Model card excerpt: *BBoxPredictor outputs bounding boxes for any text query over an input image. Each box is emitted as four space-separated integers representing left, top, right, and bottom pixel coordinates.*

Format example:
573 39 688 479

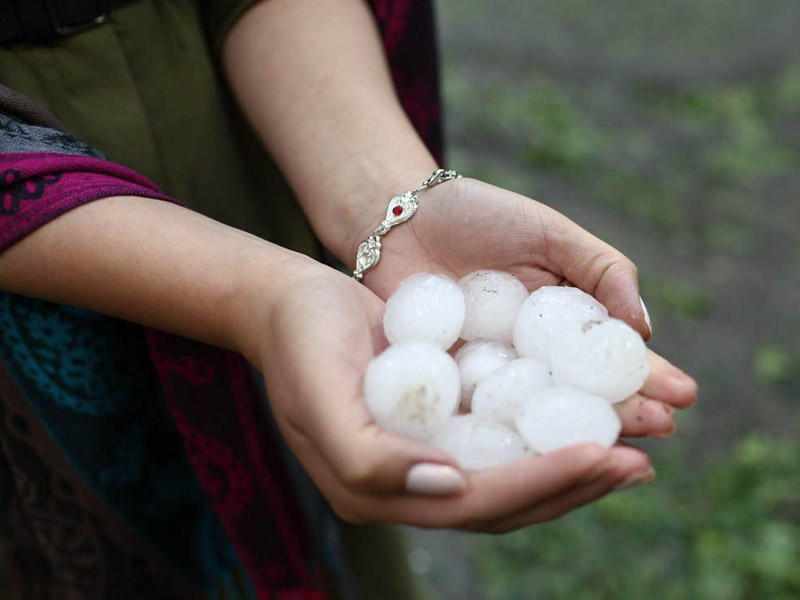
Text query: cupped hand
254 262 654 530
361 177 697 437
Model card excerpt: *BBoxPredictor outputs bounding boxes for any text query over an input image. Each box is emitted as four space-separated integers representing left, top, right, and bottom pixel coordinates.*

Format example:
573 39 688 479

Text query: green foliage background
472 434 800 600
405 2 800 599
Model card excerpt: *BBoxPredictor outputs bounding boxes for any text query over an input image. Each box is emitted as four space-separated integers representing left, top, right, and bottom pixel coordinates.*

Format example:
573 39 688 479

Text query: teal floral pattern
0 295 135 414
0 291 236 588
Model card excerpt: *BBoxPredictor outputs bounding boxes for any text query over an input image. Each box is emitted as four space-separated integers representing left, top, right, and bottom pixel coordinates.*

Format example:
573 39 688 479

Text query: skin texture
0 0 699 534
0 196 311 359
221 0 697 525
254 265 666 530
0 198 677 529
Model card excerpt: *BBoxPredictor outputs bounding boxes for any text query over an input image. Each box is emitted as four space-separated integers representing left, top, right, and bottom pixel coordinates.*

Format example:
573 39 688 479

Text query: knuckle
340 457 380 492
642 399 664 419
616 255 638 278
573 443 607 466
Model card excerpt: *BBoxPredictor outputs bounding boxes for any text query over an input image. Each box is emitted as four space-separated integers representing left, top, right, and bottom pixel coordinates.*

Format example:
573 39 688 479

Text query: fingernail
614 466 656 491
406 463 467 495
640 296 652 336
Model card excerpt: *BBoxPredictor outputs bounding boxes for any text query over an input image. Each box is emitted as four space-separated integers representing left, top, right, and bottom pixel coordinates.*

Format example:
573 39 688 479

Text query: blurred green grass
443 60 800 238
469 434 800 600
409 2 800 599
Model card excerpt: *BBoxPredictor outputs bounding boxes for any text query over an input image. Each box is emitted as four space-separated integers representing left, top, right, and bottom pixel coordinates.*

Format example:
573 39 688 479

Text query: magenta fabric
146 331 325 600
0 150 326 599
371 0 444 163
0 3 445 597
0 152 173 248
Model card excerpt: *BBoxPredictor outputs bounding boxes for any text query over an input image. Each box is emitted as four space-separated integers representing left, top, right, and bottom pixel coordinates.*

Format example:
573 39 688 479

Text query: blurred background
403 1 800 598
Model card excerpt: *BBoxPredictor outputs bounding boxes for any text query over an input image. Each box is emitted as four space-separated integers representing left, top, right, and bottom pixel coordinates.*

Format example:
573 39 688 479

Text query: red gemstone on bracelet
392 206 404 216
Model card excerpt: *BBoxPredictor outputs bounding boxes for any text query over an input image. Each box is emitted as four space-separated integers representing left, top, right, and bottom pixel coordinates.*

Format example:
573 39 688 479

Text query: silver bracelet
352 168 462 281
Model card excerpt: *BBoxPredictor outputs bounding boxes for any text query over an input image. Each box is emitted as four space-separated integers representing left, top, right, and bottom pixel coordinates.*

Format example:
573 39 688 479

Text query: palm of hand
362 177 695 437
366 178 563 298
366 179 644 327
260 268 656 530
258 182 697 530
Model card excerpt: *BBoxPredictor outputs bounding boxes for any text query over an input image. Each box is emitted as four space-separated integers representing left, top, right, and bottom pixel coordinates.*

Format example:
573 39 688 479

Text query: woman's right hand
251 260 656 532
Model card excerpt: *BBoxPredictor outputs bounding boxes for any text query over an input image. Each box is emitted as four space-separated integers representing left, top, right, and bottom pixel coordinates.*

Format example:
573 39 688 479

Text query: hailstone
472 358 553 426
459 270 528 344
515 387 621 453
454 339 517 408
513 286 608 363
363 341 460 440
383 273 465 349
431 414 527 470
550 318 649 403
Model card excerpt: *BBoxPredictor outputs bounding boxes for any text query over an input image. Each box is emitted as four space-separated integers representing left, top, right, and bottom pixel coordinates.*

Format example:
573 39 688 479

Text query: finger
283 439 611 526
485 446 652 534
616 395 675 438
345 442 612 527
534 203 650 338
288 363 466 496
640 350 698 408
271 282 465 497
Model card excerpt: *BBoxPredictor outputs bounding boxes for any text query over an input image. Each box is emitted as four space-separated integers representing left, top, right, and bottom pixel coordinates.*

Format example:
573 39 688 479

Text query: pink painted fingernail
406 463 467 495
613 466 656 491
640 296 652 335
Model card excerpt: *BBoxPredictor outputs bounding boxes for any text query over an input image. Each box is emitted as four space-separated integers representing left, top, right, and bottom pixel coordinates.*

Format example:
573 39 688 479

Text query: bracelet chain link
352 169 461 281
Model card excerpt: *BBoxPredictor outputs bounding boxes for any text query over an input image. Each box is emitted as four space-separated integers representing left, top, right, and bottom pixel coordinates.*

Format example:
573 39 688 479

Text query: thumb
540 206 651 339
278 344 468 496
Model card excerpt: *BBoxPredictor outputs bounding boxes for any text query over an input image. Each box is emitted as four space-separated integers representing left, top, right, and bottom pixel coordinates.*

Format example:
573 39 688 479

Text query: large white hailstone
431 414 527 470
515 387 621 453
383 273 465 349
512 286 609 363
459 270 529 344
363 342 460 441
550 318 650 403
472 358 553 426
454 339 517 408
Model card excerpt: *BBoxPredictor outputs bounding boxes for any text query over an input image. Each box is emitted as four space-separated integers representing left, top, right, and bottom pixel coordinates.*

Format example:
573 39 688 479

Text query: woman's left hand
360 177 697 438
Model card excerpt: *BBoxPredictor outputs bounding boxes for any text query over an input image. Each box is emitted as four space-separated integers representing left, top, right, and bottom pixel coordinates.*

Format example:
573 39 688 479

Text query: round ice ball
459 270 529 344
550 318 649 403
512 286 609 363
472 358 553 426
515 387 621 453
364 341 460 441
383 273 465 349
454 339 517 408
431 414 527 470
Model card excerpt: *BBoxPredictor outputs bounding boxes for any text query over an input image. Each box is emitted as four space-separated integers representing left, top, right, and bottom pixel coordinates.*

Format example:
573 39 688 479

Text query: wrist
292 137 438 267
330 158 441 267
228 242 322 365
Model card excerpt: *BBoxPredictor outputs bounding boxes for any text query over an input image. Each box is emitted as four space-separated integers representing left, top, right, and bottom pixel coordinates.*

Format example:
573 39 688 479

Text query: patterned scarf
0 2 443 598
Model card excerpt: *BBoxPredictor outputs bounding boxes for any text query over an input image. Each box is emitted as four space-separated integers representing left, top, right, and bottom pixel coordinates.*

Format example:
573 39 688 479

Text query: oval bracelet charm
352 169 461 281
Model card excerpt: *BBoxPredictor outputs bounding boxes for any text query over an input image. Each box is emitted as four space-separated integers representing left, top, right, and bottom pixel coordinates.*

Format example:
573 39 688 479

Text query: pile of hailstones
363 271 650 471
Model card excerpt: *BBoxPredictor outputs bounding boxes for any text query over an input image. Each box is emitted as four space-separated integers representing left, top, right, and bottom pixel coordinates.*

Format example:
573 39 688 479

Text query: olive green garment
0 1 426 599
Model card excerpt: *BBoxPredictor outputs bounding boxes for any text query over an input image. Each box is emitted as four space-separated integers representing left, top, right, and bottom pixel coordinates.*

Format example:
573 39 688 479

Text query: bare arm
220 0 696 448
0 196 316 363
222 0 437 264
0 194 659 526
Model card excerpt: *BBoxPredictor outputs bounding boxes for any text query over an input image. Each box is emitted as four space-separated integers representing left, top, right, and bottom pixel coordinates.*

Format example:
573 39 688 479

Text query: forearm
0 196 311 363
222 0 437 265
